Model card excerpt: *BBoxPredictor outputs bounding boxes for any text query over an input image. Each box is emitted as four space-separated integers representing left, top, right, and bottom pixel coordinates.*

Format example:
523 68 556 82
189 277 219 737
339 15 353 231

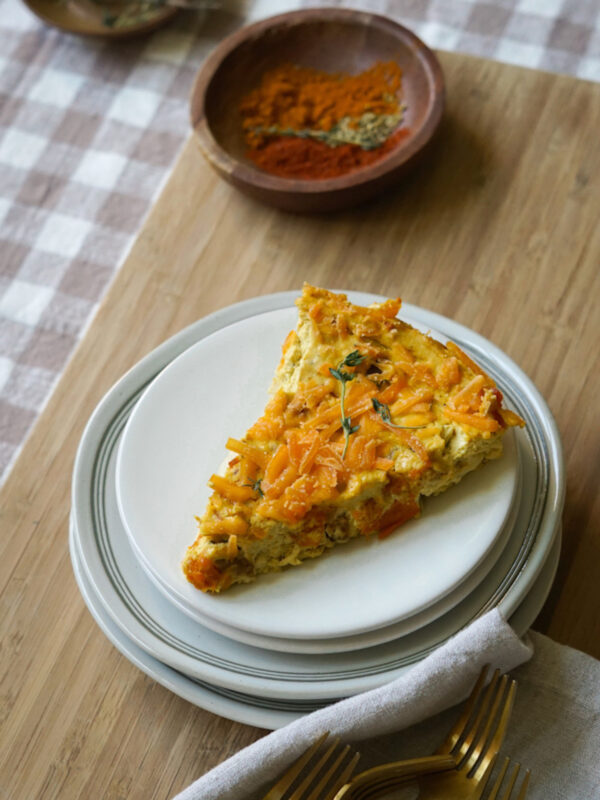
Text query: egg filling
182 285 524 593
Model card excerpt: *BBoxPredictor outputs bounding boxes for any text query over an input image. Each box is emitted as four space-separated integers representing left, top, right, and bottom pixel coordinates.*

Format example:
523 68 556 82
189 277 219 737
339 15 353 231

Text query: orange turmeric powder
240 61 403 148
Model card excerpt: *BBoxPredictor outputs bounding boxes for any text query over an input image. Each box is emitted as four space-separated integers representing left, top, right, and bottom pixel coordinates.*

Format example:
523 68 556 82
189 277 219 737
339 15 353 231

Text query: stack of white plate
70 291 565 730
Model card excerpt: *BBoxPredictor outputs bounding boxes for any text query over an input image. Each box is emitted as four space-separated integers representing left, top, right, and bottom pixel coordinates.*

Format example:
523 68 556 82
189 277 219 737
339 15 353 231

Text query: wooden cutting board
1 50 599 799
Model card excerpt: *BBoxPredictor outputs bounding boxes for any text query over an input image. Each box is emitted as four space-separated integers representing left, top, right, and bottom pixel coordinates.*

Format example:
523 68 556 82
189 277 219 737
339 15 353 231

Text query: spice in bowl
239 61 408 180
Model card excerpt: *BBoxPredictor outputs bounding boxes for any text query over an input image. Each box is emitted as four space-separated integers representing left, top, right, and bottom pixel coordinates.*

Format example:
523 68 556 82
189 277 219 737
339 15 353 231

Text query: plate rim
73 399 556 698
68 522 308 727
114 304 521 640
127 479 520 653
71 290 565 698
70 512 562 728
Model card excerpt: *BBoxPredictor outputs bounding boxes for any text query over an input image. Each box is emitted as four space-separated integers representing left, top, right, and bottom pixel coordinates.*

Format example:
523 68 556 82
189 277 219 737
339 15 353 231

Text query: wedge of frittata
182 285 524 592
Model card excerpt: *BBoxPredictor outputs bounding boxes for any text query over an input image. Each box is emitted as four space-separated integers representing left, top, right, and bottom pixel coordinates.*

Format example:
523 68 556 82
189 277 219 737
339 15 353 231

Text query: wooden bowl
190 8 445 213
23 0 176 38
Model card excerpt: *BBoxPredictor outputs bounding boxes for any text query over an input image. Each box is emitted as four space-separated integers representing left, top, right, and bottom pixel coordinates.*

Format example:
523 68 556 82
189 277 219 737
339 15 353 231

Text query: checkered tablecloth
1 0 599 486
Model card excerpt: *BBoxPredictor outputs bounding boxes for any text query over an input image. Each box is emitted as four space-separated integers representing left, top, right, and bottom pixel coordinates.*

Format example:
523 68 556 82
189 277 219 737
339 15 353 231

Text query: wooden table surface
1 50 599 799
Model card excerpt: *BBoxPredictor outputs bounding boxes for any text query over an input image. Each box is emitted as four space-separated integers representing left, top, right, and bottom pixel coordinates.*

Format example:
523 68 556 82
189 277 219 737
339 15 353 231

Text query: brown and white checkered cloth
1 0 599 485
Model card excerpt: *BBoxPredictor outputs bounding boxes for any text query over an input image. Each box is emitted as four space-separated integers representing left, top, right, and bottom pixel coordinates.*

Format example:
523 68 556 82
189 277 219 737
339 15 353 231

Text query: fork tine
276 734 360 800
486 758 530 800
470 754 497 800
486 757 511 800
471 678 516 781
293 744 357 800
436 664 490 754
262 733 330 800
461 673 509 771
321 752 361 800
287 738 343 800
515 770 530 799
454 670 503 764
500 762 520 800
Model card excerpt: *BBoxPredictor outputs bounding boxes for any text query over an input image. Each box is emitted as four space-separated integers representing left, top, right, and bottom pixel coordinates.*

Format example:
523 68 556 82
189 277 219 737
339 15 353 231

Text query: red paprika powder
247 127 410 180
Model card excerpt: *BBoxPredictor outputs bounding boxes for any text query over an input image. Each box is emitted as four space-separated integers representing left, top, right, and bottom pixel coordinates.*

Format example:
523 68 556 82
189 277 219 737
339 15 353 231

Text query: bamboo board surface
1 50 599 799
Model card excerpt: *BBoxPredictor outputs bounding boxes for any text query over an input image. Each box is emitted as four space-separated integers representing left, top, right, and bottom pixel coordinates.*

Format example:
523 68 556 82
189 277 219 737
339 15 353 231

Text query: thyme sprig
329 351 365 459
371 398 427 429
245 478 264 497
252 110 405 151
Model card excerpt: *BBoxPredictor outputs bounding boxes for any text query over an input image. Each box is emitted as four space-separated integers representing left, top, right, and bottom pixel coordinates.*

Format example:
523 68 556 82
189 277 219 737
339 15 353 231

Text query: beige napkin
173 609 533 800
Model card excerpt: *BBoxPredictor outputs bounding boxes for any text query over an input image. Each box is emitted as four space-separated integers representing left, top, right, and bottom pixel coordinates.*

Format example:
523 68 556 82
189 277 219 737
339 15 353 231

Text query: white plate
116 306 519 640
130 467 520 654
72 414 553 700
70 514 562 729
68 523 304 729
71 292 564 701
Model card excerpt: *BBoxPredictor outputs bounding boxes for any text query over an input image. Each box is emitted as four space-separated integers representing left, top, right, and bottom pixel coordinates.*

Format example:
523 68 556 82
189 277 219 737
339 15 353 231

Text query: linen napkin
173 609 532 800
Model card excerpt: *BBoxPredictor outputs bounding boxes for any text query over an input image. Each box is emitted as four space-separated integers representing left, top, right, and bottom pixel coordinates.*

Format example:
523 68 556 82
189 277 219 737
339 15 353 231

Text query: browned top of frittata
198 285 524 540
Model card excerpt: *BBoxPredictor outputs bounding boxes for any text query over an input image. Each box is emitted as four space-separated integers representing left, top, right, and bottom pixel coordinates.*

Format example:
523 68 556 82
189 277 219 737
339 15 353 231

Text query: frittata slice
182 285 524 593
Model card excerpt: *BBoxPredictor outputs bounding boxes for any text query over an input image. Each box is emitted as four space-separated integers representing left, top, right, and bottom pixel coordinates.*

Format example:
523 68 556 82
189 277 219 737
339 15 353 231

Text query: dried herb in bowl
239 61 408 180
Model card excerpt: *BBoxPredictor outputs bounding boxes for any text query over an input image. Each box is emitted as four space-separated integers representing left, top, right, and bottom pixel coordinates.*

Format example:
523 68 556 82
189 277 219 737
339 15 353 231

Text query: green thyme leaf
329 367 349 383
245 478 264 497
372 397 392 423
341 350 365 368
371 397 428 430
342 418 360 436
329 351 365 459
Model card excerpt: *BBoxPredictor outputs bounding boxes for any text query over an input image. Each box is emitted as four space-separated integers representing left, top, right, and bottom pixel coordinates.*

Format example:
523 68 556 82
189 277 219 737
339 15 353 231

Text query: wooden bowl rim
23 0 177 38
190 7 445 195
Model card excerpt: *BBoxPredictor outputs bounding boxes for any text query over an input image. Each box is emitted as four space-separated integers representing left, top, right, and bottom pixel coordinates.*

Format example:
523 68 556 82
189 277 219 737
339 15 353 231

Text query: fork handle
333 754 456 798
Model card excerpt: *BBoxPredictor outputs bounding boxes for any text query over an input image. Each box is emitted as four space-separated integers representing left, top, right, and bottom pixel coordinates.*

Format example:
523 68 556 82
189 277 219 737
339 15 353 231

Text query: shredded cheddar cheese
182 285 525 593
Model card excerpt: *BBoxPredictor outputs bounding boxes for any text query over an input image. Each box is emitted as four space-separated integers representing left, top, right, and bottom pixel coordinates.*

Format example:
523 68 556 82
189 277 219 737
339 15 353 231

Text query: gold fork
333 754 455 800
264 733 454 800
262 732 360 800
337 665 516 800
415 665 517 800
487 757 530 800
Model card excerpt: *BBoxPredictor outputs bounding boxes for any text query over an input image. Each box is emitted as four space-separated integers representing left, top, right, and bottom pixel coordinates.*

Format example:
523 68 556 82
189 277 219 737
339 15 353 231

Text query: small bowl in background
23 0 177 37
190 8 445 213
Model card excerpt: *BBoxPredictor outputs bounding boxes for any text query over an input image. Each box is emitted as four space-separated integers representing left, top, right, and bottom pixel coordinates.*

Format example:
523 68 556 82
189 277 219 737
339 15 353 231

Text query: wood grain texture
1 51 599 799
